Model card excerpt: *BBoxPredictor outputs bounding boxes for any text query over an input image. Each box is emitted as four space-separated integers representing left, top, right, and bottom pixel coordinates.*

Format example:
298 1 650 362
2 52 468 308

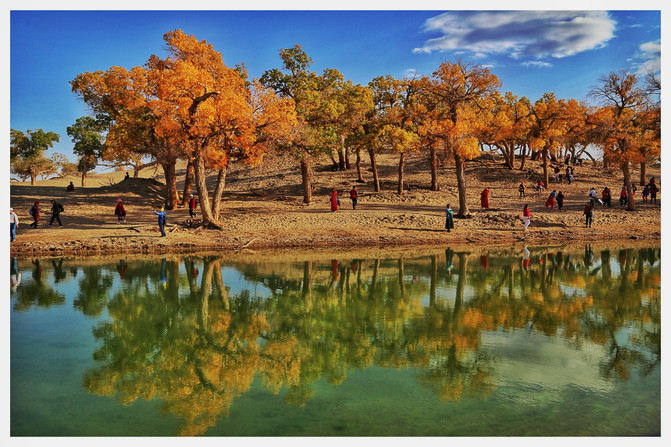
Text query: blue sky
6 3 664 163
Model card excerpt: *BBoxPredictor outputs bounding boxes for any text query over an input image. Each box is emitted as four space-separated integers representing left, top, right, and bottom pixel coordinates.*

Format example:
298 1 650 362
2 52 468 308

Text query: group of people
329 186 358 212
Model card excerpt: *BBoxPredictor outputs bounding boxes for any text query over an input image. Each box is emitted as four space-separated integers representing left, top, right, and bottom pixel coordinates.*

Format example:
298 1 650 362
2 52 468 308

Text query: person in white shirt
10 207 19 242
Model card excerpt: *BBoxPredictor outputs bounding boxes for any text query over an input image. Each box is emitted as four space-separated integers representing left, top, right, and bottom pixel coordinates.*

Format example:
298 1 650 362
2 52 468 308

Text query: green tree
10 128 60 185
67 116 105 187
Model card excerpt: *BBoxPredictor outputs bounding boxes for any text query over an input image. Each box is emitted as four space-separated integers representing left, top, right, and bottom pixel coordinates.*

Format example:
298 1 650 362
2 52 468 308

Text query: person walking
350 186 358 210
154 207 167 237
29 201 39 228
522 204 531 231
188 194 197 218
584 202 594 228
445 204 454 232
545 190 556 209
114 198 126 224
619 187 628 207
649 182 659 204
10 208 19 242
642 185 650 202
518 182 526 198
556 191 565 210
329 189 339 212
49 200 63 227
480 188 490 209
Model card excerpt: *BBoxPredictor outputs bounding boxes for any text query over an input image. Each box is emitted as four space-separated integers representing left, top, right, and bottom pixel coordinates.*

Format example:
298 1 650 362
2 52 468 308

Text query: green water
10 244 661 436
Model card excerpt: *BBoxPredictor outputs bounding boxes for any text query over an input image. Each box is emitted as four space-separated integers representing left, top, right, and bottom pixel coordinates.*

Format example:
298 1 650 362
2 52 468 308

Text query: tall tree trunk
519 144 528 170
356 149 364 182
622 162 636 211
454 152 470 218
368 148 380 192
397 152 406 194
161 160 180 210
193 150 216 225
542 148 549 187
181 160 194 206
640 162 647 186
337 147 346 171
430 146 439 191
211 166 227 220
344 146 351 170
300 149 312 204
81 171 87 187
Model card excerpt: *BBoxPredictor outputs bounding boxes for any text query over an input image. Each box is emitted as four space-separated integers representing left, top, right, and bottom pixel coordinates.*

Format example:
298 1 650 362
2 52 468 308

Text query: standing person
553 166 560 183
642 185 650 202
29 201 39 228
522 204 531 231
154 207 167 237
480 188 490 209
49 200 63 227
584 202 594 228
329 189 339 212
536 180 545 194
349 186 358 210
619 187 628 207
565 166 573 185
188 194 197 218
556 191 565 210
445 204 454 232
518 182 526 198
602 187 611 207
114 198 126 224
649 182 659 204
10 208 19 242
545 190 556 209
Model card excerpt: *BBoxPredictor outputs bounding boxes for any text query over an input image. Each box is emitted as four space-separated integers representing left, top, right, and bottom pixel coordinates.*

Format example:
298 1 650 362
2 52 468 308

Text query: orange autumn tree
146 30 295 226
479 91 533 170
528 93 567 187
418 61 500 217
588 70 659 211
370 75 422 194
71 66 187 209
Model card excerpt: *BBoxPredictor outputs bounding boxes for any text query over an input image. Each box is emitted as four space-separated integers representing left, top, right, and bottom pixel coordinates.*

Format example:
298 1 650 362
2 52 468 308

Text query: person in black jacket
49 200 63 227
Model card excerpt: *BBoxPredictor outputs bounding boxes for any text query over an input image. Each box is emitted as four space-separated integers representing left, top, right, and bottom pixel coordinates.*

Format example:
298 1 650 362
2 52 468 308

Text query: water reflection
10 244 661 436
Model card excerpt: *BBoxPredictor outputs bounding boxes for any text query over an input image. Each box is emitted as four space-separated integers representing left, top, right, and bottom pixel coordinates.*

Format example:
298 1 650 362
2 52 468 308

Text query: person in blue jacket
154 207 167 237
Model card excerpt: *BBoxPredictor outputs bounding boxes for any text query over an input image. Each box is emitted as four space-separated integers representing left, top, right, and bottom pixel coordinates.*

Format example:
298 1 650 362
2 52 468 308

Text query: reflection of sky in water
481 329 614 394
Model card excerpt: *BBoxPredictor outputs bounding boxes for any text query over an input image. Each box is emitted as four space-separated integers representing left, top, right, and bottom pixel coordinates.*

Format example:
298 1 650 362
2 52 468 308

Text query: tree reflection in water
11 244 660 435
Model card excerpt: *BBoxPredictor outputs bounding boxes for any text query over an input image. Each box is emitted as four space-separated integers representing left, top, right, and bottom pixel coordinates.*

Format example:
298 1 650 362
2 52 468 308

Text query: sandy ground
9 151 661 257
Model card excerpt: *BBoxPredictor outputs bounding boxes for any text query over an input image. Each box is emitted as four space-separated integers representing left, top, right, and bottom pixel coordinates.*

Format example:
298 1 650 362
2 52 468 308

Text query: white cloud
522 61 553 68
634 40 661 76
401 68 419 79
414 11 616 63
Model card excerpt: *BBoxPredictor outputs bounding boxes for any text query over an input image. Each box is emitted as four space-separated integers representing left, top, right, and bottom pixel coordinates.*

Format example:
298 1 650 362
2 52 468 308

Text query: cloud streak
414 11 616 63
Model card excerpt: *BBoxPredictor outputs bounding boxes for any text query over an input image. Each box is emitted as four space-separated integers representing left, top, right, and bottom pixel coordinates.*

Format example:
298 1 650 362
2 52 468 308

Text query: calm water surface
10 244 660 436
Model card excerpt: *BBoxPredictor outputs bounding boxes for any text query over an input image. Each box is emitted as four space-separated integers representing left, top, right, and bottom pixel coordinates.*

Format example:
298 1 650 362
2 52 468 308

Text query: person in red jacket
522 204 531 231
114 198 126 224
349 186 358 210
480 188 490 209
329 189 339 212
188 194 197 218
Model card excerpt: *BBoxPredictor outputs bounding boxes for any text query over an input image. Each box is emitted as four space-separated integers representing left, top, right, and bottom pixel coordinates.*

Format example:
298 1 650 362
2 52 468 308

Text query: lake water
10 244 660 436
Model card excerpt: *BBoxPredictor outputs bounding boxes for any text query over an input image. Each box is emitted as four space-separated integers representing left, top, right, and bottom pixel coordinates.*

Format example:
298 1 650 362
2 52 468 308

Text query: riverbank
9 152 661 257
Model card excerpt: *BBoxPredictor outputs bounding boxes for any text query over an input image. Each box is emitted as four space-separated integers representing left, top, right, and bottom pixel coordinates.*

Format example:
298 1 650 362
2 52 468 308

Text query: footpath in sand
9 152 661 257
